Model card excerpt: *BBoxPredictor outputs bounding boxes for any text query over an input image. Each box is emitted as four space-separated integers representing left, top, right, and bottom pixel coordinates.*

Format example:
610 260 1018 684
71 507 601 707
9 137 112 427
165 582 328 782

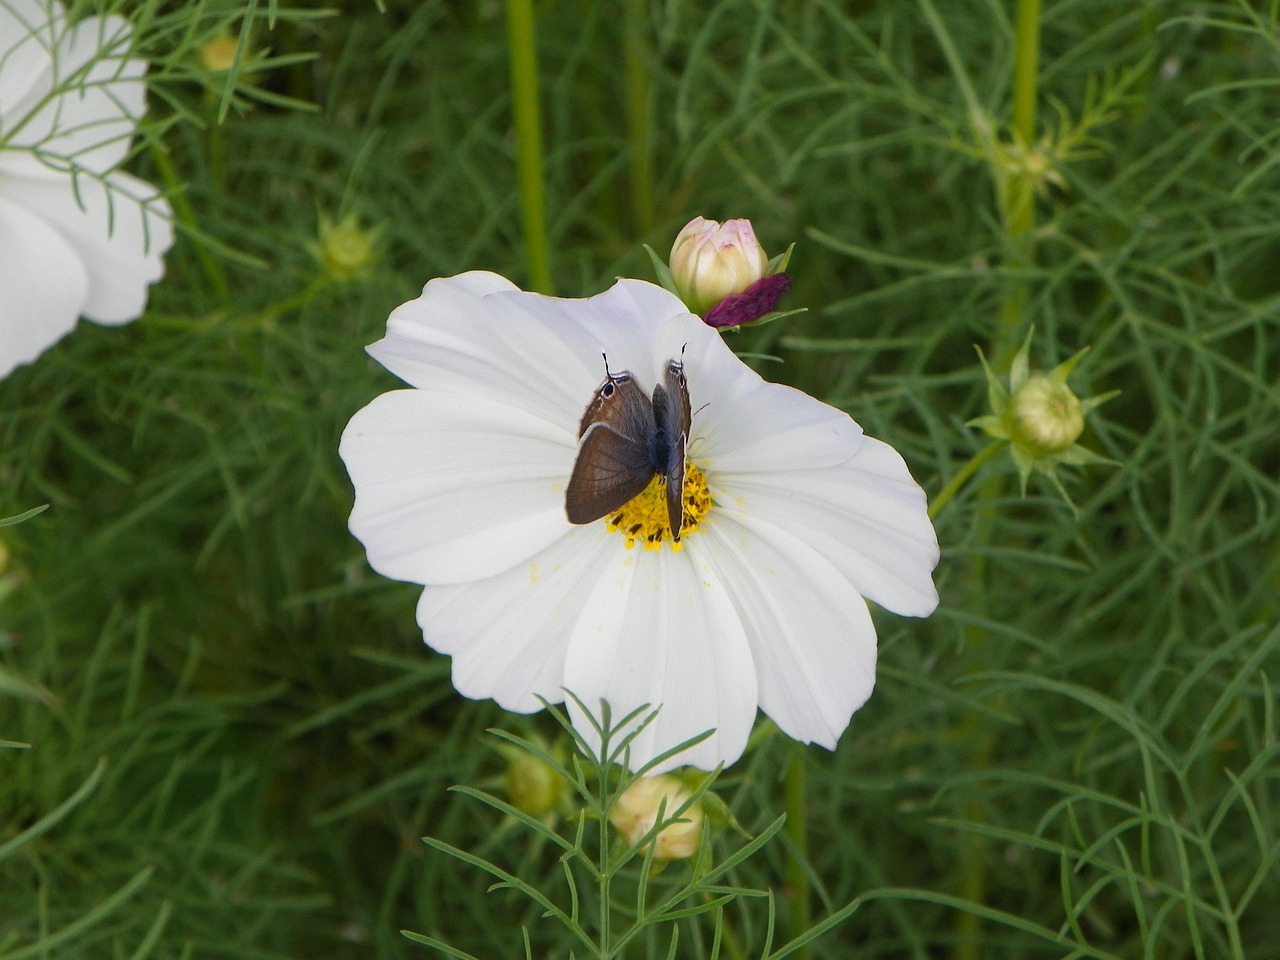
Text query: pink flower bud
669 217 769 316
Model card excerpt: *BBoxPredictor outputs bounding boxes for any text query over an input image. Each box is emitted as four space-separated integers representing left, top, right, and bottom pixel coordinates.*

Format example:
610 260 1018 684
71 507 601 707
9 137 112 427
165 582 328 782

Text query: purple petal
703 273 792 328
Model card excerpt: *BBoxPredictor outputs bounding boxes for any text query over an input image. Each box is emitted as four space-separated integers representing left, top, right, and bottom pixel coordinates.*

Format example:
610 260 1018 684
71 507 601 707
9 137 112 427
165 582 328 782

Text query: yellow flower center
605 461 712 551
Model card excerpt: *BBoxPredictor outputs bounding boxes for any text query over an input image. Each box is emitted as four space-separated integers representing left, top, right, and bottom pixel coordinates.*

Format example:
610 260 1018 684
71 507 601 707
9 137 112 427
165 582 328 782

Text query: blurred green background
2 1 1278 957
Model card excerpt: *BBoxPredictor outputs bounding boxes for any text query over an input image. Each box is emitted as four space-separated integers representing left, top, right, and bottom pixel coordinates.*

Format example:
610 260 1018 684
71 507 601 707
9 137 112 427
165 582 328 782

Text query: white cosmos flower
0 0 173 379
339 272 940 773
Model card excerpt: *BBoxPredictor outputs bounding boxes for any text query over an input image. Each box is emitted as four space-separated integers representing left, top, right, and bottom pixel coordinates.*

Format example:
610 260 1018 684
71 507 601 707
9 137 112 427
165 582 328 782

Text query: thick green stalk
996 0 1042 366
622 0 654 236
954 7 1043 959
785 749 811 960
1011 0 1041 150
505 0 554 293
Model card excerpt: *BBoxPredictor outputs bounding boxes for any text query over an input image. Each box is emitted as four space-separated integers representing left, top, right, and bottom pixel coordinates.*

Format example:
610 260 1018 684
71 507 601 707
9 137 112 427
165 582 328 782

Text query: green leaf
642 244 681 297
0 504 48 528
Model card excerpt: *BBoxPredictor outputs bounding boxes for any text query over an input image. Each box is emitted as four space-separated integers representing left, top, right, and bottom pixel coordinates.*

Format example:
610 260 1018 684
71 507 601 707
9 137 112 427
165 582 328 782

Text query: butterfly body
565 356 691 540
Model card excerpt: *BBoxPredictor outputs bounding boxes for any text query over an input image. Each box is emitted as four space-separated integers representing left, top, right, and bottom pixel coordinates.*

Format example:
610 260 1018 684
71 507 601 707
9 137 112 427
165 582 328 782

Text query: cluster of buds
652 217 797 329
500 745 725 866
971 329 1116 498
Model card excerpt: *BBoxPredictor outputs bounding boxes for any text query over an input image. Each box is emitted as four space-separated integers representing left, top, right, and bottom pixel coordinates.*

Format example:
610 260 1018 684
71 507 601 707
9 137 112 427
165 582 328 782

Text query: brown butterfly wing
653 358 692 540
565 422 658 524
566 372 659 525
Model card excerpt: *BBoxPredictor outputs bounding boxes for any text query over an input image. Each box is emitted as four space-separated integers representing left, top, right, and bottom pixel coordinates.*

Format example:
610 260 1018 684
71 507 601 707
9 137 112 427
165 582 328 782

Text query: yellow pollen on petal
604 461 712 551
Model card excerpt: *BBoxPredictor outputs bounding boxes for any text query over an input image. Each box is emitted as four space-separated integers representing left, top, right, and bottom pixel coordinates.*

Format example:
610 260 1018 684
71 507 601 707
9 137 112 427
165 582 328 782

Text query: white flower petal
341 388 577 584
370 276 713 423
416 528 613 712
2 169 171 324
695 382 863 473
563 546 758 773
714 436 940 617
368 272 601 435
696 518 877 749
5 13 144 175
0 192 87 377
0 0 59 119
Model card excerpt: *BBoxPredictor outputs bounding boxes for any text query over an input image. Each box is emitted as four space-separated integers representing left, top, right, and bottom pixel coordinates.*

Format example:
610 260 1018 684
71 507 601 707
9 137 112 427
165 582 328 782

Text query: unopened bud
200 33 240 73
1009 374 1084 457
503 751 565 818
314 213 379 280
609 775 704 861
669 217 768 316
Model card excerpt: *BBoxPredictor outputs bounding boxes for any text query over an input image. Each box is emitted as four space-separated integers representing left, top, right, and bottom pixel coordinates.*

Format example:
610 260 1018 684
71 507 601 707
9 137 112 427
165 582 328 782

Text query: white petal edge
2 169 172 323
673 329 865 474
0 192 88 377
416 526 615 713
713 435 940 617
693 516 878 749
6 12 144 175
369 272 606 435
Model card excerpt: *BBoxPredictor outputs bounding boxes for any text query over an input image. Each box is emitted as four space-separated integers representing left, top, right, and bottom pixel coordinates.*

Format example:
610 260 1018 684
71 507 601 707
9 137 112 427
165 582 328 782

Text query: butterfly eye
601 382 616 398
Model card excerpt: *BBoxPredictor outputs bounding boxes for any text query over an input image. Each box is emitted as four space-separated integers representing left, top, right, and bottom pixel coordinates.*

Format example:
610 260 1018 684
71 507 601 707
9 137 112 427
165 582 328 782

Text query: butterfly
564 352 691 540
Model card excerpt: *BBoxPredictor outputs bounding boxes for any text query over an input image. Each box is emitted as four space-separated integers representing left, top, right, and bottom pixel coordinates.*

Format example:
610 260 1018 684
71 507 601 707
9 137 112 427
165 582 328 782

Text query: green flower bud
1009 374 1084 457
503 750 565 819
313 212 380 281
970 327 1118 503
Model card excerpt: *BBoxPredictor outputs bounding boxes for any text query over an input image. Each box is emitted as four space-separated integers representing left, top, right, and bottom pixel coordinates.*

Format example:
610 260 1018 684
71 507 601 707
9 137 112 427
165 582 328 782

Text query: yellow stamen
604 461 712 551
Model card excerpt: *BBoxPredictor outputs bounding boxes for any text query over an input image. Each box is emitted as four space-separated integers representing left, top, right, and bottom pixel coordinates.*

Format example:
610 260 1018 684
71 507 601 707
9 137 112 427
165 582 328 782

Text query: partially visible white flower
0 0 173 379
339 272 939 773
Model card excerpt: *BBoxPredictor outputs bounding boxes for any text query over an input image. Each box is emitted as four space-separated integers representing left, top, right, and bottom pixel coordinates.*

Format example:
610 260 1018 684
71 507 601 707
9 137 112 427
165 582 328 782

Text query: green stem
929 442 1005 521
953 9 1044 958
622 0 654 236
599 771 613 957
245 279 326 327
996 0 1042 366
149 143 231 304
785 748 811 959
1011 0 1041 150
505 0 554 293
